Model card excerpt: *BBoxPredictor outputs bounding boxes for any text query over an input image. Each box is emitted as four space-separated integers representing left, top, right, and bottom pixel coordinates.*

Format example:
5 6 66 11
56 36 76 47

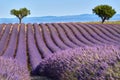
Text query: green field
83 21 120 24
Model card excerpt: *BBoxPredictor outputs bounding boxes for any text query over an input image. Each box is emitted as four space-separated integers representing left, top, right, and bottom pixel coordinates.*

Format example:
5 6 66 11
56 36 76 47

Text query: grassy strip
82 21 120 24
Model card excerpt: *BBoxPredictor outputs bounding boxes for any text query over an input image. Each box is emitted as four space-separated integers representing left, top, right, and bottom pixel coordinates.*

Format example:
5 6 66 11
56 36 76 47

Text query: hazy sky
0 0 119 18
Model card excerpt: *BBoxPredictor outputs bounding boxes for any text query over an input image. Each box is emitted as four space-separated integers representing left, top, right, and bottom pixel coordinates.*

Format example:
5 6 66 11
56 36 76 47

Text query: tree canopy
10 8 30 23
92 5 116 23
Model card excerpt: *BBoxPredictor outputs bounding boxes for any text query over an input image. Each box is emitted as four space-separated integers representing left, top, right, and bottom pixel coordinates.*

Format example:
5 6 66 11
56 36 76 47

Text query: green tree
10 8 30 23
92 5 116 23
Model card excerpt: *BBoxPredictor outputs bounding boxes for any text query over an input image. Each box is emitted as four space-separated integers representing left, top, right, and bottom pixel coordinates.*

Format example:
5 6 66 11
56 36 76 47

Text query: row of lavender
33 45 120 80
0 23 120 71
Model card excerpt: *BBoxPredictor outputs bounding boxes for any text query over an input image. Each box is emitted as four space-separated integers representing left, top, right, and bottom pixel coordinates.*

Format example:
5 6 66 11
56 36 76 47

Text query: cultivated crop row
0 23 120 72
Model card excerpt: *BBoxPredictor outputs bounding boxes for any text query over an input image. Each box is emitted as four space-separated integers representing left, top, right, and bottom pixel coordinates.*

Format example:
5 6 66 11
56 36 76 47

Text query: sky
0 0 119 18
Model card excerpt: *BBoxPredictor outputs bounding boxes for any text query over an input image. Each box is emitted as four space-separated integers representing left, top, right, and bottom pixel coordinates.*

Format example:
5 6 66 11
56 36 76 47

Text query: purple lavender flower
33 45 120 80
0 56 30 80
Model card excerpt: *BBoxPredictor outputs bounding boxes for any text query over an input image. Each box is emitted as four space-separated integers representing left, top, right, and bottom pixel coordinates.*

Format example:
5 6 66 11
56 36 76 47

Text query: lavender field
0 23 120 80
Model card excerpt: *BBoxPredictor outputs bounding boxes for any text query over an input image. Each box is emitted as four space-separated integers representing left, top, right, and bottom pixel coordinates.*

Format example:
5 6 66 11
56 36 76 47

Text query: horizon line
0 13 120 18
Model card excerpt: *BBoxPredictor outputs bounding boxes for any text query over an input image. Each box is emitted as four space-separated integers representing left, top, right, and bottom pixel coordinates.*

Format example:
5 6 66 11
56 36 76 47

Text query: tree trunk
19 18 22 24
102 17 106 24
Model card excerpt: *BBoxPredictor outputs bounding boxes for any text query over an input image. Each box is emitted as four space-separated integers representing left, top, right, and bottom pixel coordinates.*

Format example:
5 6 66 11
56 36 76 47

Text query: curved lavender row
93 24 120 44
53 23 79 48
102 24 120 38
0 24 3 32
15 24 28 67
46 23 70 50
84 24 115 45
60 23 86 47
0 24 4 40
33 45 120 80
88 24 119 45
27 23 42 70
0 24 11 55
0 24 6 41
2 24 18 58
109 24 120 34
40 24 61 52
97 24 120 42
77 23 104 45
80 24 106 44
72 23 97 45
0 56 30 80
114 24 120 29
33 23 52 58
66 23 94 46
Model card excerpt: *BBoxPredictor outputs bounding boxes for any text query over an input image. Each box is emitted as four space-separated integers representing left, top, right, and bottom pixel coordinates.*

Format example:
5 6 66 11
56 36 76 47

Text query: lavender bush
33 45 120 80
15 23 28 67
0 24 11 55
3 23 18 58
33 23 52 58
91 24 120 45
46 23 70 50
0 56 30 80
40 23 61 52
27 23 42 70
66 23 94 46
59 23 86 47
96 24 120 42
53 23 78 48
85 24 116 45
